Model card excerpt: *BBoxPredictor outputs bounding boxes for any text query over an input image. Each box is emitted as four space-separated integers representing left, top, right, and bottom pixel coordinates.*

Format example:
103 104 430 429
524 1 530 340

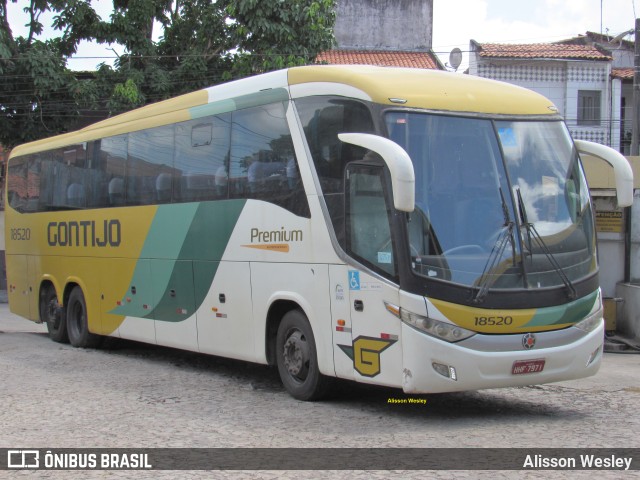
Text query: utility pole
632 17 640 155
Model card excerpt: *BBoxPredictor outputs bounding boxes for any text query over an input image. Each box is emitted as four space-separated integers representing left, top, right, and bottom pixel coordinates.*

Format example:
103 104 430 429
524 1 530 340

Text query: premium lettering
47 220 121 247
250 227 303 243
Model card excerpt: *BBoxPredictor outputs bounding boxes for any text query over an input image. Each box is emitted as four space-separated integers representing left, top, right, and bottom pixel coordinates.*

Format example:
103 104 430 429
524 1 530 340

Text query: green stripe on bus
111 199 246 322
523 290 598 328
146 200 246 321
188 88 289 120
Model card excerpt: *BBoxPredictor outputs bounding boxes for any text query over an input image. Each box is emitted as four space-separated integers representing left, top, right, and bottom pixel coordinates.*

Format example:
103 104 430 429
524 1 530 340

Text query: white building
469 36 631 154
317 0 443 70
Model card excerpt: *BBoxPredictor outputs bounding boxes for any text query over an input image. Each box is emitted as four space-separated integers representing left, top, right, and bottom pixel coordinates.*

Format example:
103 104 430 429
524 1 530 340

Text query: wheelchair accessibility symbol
349 271 360 290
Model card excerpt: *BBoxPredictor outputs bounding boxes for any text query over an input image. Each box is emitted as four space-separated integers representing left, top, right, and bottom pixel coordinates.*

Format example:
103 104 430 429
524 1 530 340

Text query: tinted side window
60 144 88 209
7 155 29 212
26 153 43 212
175 114 231 202
230 102 309 217
127 125 174 205
346 164 397 279
9 144 89 212
93 135 128 207
295 97 375 244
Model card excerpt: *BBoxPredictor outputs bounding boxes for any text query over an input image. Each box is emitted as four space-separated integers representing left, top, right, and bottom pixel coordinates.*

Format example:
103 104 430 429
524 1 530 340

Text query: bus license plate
511 359 545 375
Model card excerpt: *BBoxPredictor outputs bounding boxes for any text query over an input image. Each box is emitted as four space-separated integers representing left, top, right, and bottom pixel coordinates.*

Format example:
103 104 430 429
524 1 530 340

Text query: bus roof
288 65 558 116
10 65 558 159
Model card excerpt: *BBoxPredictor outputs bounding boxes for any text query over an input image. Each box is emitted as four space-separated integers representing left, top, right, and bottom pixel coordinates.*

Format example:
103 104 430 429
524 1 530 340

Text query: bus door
332 162 403 387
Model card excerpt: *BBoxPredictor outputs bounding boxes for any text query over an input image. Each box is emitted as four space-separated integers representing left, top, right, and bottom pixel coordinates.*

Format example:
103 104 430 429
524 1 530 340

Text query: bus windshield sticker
378 251 392 264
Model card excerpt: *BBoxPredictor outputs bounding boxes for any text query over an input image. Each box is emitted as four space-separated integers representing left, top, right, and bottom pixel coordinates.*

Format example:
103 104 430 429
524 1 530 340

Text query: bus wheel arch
65 284 102 348
265 300 300 366
39 281 68 343
273 307 331 401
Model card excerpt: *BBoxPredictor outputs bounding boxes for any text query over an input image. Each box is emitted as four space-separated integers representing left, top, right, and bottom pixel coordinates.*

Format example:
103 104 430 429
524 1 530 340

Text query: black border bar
2 448 638 470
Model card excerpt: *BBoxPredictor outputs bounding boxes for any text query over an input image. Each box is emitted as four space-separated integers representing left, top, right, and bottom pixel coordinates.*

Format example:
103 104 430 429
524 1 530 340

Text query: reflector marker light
380 333 398 341
432 362 458 381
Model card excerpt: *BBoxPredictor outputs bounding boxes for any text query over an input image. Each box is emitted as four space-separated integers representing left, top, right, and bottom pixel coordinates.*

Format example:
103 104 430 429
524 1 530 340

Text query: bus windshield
385 112 596 294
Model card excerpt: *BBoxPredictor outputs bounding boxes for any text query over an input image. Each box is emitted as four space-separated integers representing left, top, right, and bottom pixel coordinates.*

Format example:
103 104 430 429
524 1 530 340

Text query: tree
227 0 335 76
0 0 336 148
0 0 98 147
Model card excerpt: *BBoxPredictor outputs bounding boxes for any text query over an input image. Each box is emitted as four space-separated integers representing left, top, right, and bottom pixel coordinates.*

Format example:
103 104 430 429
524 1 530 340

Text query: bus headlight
573 306 603 333
385 303 475 342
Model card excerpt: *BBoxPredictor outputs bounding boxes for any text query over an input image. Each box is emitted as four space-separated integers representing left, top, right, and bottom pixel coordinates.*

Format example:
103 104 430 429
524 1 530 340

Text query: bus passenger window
7 155 28 212
98 135 127 208
155 173 172 203
295 97 376 244
108 177 124 206
127 125 174 206
66 183 86 208
230 103 309 217
175 114 230 202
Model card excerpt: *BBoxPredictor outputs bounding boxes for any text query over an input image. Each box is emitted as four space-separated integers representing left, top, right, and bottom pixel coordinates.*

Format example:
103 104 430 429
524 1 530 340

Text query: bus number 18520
474 316 514 326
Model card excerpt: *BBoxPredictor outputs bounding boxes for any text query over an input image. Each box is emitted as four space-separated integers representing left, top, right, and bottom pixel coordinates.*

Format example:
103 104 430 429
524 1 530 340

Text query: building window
577 90 601 126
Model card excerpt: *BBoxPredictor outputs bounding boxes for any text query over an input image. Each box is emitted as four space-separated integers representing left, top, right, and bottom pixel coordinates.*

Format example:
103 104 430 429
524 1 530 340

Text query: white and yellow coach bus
5 66 633 400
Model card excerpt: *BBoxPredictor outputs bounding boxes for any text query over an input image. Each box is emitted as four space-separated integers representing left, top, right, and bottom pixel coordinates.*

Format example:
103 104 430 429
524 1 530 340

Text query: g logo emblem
338 336 396 377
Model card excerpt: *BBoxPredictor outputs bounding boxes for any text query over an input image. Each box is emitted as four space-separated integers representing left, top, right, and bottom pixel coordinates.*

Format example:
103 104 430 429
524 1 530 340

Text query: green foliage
0 0 336 147
0 37 83 147
227 0 335 76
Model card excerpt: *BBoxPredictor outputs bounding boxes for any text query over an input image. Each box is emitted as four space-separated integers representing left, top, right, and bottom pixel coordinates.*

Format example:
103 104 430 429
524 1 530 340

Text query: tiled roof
316 49 441 69
558 32 634 50
474 42 611 61
612 68 633 80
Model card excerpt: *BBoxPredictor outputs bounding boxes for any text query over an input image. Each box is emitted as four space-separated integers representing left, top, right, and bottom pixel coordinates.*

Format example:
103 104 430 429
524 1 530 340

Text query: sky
433 0 637 70
6 0 639 71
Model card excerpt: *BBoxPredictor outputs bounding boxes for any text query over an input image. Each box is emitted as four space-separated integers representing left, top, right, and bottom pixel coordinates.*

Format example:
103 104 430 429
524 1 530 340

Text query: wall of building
471 56 616 149
472 60 567 114
584 155 640 337
616 187 640 339
334 0 433 50
565 61 612 147
611 47 634 69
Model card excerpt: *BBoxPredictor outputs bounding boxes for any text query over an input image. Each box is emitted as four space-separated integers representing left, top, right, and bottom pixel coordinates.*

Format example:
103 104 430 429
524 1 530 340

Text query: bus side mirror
338 133 415 212
575 140 634 208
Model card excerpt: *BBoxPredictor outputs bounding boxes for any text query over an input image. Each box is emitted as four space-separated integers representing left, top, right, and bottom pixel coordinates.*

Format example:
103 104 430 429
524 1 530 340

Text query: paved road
1 304 639 479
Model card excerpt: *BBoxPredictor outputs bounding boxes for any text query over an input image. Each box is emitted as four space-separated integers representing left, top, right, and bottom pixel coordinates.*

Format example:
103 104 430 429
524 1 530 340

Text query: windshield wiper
515 188 577 300
472 188 516 304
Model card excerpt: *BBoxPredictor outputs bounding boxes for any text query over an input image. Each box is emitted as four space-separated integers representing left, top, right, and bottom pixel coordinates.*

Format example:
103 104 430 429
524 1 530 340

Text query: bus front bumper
400 321 604 394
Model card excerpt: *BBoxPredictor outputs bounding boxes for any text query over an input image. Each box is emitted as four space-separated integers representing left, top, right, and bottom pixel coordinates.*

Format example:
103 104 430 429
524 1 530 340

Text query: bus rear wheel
40 285 68 343
66 286 102 348
276 309 330 401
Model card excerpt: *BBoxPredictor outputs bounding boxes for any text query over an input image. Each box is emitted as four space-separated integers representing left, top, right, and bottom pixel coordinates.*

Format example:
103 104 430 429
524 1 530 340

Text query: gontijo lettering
47 220 121 247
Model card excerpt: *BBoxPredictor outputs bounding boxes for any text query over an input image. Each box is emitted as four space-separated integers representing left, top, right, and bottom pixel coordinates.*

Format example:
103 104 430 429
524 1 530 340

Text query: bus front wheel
40 285 68 343
276 309 330 401
66 286 102 348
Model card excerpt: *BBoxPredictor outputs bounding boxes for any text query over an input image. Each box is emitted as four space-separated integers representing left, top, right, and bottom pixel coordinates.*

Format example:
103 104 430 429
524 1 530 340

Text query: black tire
40 285 68 343
66 286 102 348
276 309 331 401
